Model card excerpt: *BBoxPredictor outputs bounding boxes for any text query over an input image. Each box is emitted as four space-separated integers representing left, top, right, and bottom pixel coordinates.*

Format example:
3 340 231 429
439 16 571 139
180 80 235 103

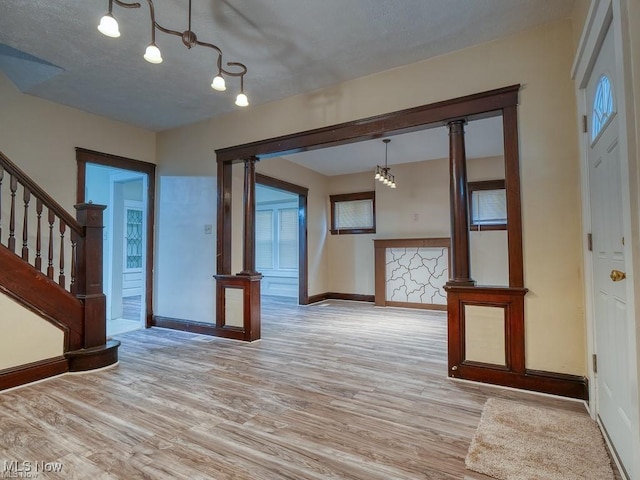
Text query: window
256 210 274 270
329 191 376 235
256 205 299 272
124 206 143 270
591 74 615 142
468 180 506 231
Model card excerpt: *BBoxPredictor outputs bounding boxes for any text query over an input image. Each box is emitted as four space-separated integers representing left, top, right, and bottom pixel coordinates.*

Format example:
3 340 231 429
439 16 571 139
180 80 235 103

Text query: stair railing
0 151 107 350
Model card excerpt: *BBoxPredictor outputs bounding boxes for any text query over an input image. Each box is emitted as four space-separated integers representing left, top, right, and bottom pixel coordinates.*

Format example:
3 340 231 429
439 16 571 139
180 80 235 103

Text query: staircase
0 151 119 391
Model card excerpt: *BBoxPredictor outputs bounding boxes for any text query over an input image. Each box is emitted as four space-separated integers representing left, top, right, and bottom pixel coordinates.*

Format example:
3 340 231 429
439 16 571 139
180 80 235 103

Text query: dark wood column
216 160 232 275
238 156 259 276
446 119 475 286
74 203 107 348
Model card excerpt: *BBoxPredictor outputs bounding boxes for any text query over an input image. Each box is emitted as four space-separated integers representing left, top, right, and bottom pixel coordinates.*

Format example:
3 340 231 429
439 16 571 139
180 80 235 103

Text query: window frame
468 180 507 231
255 201 299 274
329 191 376 235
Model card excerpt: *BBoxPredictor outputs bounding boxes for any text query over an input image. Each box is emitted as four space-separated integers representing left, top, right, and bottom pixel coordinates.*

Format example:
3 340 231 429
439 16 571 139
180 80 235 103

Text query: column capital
447 118 468 128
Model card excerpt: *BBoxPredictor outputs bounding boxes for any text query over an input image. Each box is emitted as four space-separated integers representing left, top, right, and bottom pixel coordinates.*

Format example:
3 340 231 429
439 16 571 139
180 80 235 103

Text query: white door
587 23 633 474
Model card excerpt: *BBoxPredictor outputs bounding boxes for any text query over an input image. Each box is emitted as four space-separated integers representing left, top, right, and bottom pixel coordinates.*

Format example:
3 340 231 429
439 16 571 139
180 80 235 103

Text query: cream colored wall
570 0 592 53
0 73 156 212
0 292 64 370
157 20 584 375
326 156 508 294
0 72 156 371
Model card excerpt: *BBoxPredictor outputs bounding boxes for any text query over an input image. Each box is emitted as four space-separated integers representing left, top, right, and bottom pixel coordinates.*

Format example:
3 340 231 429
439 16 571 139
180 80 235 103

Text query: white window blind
472 189 507 225
256 210 273 269
335 199 374 230
278 208 298 269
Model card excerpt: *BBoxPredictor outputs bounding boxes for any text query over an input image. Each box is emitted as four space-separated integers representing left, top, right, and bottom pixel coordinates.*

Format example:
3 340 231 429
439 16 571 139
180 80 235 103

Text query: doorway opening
85 165 148 335
256 173 309 305
76 148 156 336
256 184 299 300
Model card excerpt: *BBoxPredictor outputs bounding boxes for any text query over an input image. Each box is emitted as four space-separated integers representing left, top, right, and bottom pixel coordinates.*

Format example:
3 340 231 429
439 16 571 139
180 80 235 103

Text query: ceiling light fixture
97 0 249 107
375 139 396 188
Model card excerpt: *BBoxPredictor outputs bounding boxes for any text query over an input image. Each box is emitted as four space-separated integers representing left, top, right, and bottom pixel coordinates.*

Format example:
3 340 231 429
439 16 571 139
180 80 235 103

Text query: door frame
256 173 309 304
572 0 640 477
76 148 156 328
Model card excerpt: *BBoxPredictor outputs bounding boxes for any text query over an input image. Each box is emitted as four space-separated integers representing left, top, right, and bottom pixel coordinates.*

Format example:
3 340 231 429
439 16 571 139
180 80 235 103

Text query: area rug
465 398 615 480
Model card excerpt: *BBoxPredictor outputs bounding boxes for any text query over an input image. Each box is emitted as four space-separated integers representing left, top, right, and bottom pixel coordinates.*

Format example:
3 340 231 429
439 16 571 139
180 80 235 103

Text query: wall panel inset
464 305 506 366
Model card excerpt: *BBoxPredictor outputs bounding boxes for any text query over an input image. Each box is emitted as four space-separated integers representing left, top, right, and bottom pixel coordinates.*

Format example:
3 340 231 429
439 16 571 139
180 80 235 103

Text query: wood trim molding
214 85 529 395
76 148 156 327
305 292 374 304
502 106 525 288
455 367 588 400
66 339 120 372
0 356 68 392
256 173 308 195
256 173 309 305
214 274 262 341
373 237 450 309
216 160 232 275
152 316 221 336
215 85 520 163
385 301 447 311
438 285 590 399
329 191 376 235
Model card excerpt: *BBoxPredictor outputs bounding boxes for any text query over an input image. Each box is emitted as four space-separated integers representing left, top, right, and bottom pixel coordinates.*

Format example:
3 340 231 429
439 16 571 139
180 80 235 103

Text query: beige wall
0 72 156 371
0 73 156 212
326 155 508 295
158 20 584 374
570 0 592 53
0 292 64 370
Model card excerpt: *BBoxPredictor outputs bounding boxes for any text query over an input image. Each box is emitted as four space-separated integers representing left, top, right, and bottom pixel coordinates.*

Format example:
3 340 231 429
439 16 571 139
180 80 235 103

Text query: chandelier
375 139 396 188
97 0 249 107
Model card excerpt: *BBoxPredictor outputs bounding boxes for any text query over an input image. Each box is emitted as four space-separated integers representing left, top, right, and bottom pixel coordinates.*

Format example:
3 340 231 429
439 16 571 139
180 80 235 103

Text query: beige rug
465 398 615 480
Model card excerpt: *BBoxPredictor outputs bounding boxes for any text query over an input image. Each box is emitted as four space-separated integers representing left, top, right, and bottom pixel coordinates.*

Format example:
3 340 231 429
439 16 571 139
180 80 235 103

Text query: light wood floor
0 299 613 479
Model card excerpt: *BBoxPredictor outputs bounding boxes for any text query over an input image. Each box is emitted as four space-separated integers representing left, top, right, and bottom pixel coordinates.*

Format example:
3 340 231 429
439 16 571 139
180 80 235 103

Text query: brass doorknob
610 269 626 282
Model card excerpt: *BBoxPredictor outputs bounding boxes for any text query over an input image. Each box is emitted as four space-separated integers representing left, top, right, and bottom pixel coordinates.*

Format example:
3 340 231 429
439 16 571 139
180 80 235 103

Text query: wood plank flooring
0 299 614 479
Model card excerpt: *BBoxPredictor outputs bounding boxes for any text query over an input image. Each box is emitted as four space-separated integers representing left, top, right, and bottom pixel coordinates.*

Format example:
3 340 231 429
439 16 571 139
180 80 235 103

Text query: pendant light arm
383 138 390 168
188 0 192 33
113 0 141 9
146 0 158 43
100 0 248 106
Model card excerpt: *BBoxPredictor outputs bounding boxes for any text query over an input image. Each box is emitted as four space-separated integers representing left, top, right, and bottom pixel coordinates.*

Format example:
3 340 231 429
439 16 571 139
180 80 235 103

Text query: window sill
330 228 376 235
470 224 507 231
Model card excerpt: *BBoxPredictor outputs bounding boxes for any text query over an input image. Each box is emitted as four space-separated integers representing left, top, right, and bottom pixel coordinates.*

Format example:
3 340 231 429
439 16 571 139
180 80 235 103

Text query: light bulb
211 75 226 91
378 176 385 182
235 92 249 107
374 172 380 180
144 44 163 64
383 177 389 185
391 182 396 188
98 14 120 38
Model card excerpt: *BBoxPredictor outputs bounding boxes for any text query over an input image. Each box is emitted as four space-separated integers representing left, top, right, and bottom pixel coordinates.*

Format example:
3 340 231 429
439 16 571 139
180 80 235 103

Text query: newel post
74 203 107 349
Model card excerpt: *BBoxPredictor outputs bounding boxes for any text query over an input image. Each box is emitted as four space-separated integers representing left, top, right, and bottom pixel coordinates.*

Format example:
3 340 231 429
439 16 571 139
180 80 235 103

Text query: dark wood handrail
0 151 83 235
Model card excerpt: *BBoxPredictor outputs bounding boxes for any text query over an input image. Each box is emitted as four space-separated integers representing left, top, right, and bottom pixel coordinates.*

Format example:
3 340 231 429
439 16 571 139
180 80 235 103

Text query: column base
445 279 476 288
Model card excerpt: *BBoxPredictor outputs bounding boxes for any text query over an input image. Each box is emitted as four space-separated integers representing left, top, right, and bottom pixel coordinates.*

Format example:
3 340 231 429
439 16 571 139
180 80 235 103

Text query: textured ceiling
0 0 575 131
